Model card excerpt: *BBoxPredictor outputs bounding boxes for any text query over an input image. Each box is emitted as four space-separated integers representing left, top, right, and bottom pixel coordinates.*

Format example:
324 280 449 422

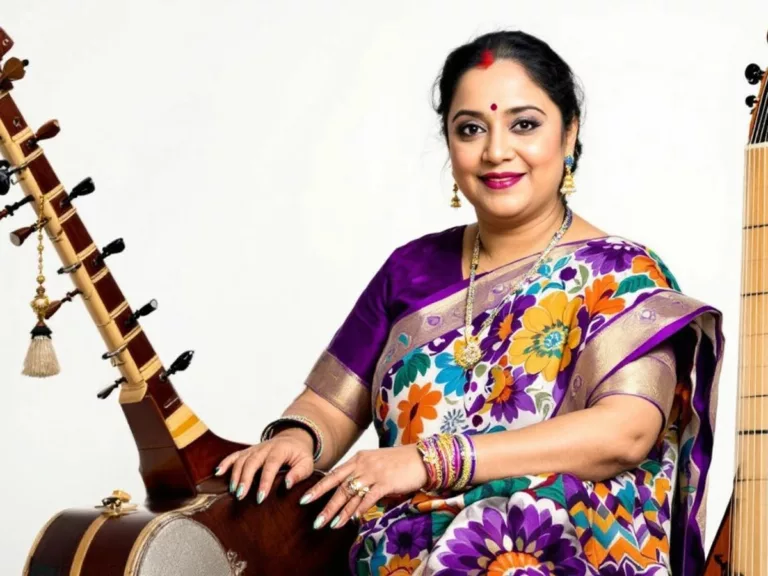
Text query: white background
1 1 765 572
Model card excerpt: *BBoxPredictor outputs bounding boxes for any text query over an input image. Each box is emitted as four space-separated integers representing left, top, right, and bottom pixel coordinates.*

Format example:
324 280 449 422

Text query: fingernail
257 490 265 504
214 466 222 476
313 515 325 530
229 481 235 493
330 515 340 529
236 484 244 499
351 512 359 521
285 477 293 490
299 493 313 505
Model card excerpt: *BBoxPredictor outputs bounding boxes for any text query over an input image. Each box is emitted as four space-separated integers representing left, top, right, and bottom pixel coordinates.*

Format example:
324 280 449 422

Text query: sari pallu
303 229 723 576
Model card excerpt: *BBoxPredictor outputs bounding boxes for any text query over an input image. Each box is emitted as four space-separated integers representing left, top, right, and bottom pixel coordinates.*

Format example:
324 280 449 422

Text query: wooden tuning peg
0 28 14 59
0 57 28 84
45 289 82 320
160 350 195 381
124 299 158 328
97 377 127 400
746 63 764 85
9 217 48 246
0 195 33 221
35 120 60 142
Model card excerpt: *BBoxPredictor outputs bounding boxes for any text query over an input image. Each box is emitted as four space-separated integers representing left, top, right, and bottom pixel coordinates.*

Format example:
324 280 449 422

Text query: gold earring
451 182 462 208
559 155 576 196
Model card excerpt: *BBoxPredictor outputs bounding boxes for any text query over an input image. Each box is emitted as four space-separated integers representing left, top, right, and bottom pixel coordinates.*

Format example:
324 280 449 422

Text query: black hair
432 31 585 202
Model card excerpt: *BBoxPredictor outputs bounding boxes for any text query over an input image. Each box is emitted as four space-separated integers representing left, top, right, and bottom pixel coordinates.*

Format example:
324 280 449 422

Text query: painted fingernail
236 484 244 499
299 493 313 505
214 466 222 476
229 481 235 493
330 515 340 529
285 477 293 489
351 512 359 521
257 490 265 504
313 515 325 530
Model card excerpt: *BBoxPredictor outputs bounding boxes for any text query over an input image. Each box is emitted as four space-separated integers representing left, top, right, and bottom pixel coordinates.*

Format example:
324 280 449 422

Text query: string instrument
704 30 768 576
0 28 356 575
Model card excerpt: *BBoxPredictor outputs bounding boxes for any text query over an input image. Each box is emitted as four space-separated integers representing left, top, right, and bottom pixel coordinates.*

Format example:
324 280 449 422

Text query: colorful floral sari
304 226 723 576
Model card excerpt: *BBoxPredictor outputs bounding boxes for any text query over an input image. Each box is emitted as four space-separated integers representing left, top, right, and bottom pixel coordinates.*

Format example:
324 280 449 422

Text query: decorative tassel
22 192 60 378
23 320 60 377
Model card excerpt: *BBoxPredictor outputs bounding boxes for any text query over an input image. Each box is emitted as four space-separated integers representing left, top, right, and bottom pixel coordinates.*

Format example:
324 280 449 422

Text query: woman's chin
473 193 533 220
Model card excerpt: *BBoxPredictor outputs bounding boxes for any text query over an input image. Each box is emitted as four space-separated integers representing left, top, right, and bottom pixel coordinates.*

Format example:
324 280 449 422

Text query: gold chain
457 207 573 370
31 193 49 318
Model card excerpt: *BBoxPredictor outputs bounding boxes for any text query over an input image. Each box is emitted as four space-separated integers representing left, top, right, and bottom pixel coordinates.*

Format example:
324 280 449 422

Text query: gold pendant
456 336 482 370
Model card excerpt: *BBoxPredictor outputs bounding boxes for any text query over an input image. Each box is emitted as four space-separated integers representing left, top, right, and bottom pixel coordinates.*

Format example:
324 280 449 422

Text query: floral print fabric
349 237 719 576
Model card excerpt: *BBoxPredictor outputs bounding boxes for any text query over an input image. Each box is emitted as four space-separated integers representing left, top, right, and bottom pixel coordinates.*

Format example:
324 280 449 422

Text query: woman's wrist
272 426 315 452
260 414 325 461
416 432 477 493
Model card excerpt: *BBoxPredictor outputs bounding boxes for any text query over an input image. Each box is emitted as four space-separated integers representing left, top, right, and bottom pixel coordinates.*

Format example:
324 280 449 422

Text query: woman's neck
475 202 568 271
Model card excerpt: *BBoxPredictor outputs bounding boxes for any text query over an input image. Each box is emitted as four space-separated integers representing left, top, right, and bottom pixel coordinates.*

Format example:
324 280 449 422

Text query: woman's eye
459 124 483 137
514 119 540 132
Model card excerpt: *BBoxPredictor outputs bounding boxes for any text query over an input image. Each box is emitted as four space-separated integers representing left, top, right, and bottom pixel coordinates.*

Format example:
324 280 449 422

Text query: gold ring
346 476 369 498
343 475 359 497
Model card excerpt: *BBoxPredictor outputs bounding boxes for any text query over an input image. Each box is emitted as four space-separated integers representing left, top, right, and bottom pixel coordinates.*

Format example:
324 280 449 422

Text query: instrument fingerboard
0 85 209 450
733 142 768 575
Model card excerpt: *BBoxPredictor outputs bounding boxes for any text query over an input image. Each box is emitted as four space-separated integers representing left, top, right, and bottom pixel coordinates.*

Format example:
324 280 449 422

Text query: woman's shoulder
572 233 666 259
386 224 465 266
568 234 681 291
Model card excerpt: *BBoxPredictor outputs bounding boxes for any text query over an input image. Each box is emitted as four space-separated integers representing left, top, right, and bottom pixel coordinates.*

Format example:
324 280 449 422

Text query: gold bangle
453 434 472 491
417 436 443 492
436 433 457 489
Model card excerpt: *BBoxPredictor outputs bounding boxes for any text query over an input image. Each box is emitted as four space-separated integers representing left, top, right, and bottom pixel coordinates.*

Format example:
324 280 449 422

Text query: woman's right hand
214 427 315 502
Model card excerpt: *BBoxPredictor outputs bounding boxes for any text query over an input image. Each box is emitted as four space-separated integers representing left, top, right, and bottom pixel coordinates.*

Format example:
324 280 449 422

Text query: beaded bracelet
260 414 324 462
416 432 476 493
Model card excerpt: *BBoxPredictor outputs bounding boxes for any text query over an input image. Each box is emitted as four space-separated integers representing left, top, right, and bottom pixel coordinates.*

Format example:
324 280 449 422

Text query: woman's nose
483 128 514 164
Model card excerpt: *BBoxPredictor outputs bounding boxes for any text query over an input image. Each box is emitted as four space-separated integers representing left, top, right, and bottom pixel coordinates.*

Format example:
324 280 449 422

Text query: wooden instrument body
0 24 248 504
25 473 357 576
703 36 768 576
0 27 356 575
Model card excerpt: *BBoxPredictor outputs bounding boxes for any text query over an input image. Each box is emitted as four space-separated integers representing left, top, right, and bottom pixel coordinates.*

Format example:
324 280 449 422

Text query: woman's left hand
302 444 428 530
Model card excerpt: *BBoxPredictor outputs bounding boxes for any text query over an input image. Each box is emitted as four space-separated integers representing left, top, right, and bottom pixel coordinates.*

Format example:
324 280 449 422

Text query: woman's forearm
273 388 365 471
471 395 664 484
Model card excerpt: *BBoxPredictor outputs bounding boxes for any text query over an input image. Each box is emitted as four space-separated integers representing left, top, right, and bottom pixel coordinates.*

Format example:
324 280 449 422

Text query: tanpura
0 27 356 576
704 30 768 576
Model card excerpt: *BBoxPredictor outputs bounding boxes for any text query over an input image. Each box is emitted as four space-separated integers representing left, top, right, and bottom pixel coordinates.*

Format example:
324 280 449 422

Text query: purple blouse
326 225 466 390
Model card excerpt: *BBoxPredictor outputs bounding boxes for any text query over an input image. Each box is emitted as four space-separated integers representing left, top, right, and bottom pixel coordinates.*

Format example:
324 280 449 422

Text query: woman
215 31 722 575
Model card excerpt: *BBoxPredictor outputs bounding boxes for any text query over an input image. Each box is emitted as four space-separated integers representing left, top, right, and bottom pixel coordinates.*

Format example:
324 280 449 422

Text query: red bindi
490 103 498 111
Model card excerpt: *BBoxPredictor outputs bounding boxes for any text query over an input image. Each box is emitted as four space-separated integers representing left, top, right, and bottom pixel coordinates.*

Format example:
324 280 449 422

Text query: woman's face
447 58 578 222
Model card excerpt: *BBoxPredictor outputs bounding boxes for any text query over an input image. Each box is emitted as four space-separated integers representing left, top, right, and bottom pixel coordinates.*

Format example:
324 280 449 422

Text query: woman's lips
479 173 524 190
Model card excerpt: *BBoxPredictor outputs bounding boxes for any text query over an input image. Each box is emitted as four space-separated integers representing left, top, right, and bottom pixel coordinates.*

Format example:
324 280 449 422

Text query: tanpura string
753 88 768 145
751 141 761 573
761 143 766 570
760 97 768 142
754 94 768 573
745 128 756 574
733 123 751 576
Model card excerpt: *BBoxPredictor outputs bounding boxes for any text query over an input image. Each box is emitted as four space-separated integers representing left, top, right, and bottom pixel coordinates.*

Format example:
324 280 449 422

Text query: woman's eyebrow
451 105 547 123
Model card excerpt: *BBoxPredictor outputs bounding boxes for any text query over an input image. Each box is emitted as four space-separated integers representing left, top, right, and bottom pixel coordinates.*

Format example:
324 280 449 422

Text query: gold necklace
455 207 574 371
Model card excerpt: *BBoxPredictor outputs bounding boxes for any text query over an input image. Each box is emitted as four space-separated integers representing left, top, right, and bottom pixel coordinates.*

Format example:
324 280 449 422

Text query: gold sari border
588 343 677 428
372 240 597 393
305 349 371 428
558 289 722 417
